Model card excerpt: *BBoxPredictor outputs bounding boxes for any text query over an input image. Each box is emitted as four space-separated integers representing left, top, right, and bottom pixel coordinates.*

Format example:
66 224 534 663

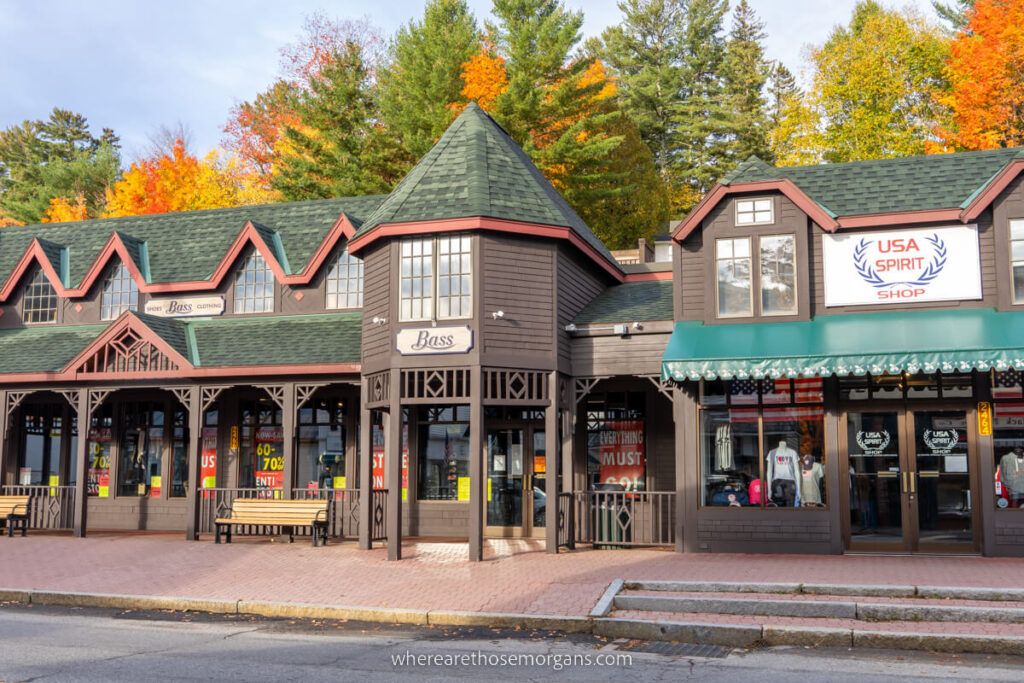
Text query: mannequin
997 447 1024 508
799 453 824 506
767 440 800 507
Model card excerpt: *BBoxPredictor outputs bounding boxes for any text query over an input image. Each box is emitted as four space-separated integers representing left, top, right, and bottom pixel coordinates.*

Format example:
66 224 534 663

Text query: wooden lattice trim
482 368 549 405
399 368 471 401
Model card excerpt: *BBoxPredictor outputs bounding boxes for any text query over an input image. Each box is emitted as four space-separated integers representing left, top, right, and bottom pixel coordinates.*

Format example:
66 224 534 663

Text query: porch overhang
661 308 1024 382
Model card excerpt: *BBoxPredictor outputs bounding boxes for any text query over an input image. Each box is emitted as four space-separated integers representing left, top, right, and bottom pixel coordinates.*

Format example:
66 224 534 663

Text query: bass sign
396 326 474 355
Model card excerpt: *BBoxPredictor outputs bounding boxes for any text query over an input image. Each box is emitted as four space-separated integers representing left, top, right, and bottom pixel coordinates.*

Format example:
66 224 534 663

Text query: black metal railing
557 491 574 549
371 488 387 541
292 488 359 539
1 485 75 530
571 490 675 547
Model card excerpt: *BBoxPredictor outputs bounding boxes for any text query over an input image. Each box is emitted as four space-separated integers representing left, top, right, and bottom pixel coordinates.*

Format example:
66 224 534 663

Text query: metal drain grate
618 640 731 659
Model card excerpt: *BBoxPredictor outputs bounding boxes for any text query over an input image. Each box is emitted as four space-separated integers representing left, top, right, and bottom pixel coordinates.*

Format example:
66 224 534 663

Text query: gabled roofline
961 158 1024 222
676 157 1024 240
671 179 840 242
348 216 625 282
62 310 195 378
0 213 359 302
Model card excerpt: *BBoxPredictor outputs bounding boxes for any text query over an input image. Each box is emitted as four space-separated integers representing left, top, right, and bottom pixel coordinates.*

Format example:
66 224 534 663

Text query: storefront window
417 406 469 501
840 374 974 401
298 397 346 490
118 402 165 497
86 405 113 497
18 405 63 486
171 409 187 497
994 400 1024 509
586 392 646 491
700 379 825 508
759 235 796 316
200 409 218 490
716 238 752 317
238 398 284 492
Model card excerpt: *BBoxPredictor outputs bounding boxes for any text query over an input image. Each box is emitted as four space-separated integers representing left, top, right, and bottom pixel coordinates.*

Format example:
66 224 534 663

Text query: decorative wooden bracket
256 384 287 410
643 374 674 401
574 376 608 404
168 386 195 408
201 386 229 412
296 383 326 409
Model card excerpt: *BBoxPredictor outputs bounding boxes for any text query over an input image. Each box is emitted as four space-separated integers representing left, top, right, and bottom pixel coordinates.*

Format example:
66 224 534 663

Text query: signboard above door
822 225 982 307
396 326 473 355
144 295 225 318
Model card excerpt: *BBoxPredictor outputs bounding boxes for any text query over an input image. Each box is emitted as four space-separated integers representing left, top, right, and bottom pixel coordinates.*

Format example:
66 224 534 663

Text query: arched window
233 251 274 314
326 248 363 309
22 268 57 324
101 262 139 321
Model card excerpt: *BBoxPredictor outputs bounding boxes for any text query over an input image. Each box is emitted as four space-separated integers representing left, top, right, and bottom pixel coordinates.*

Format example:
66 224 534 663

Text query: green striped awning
661 308 1024 382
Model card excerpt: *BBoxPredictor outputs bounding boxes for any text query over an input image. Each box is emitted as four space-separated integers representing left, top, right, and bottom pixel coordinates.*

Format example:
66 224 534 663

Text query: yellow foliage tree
104 140 278 217
41 193 89 223
460 50 509 111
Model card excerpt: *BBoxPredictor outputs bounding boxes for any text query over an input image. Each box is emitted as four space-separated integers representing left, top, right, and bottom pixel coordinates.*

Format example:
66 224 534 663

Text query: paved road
1 605 1023 682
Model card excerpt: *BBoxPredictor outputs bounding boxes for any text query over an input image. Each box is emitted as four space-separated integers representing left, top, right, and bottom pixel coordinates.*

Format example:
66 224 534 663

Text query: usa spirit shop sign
822 225 982 307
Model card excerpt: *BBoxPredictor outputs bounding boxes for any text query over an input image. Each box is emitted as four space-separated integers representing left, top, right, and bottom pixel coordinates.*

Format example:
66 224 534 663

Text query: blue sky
0 0 938 161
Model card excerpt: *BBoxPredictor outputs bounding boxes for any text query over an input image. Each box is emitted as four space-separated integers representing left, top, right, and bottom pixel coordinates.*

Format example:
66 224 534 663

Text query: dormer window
22 268 57 324
326 248 363 309
233 251 274 314
736 197 774 226
100 262 139 321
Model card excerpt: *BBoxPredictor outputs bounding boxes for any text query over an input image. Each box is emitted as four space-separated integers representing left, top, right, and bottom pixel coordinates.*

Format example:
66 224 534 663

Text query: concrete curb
590 579 623 618
615 594 858 619
3 587 1024 657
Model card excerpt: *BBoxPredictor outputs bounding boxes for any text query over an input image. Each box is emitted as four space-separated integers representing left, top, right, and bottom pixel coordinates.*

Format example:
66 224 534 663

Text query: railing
292 488 359 539
1 485 75 530
557 492 574 549
572 490 676 548
371 489 387 541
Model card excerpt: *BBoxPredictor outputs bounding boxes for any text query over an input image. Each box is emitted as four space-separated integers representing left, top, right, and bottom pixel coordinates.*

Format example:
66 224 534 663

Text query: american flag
729 379 759 405
994 370 1024 400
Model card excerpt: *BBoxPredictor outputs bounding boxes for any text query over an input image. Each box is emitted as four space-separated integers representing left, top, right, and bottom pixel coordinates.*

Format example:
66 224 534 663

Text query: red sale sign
595 419 646 491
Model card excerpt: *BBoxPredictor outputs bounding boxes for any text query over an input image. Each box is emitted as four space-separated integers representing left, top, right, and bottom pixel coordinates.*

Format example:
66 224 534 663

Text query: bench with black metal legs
0 495 30 537
214 498 330 546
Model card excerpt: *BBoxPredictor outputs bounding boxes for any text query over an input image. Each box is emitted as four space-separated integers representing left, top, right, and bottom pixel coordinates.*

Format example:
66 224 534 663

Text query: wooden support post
561 382 575 549
282 383 296 499
468 367 483 562
73 389 89 538
385 369 402 560
545 371 559 554
0 390 8 487
185 387 202 540
358 377 372 550
673 385 689 553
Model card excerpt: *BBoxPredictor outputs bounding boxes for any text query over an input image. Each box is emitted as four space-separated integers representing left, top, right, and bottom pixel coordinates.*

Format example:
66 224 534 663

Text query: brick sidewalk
0 535 1020 618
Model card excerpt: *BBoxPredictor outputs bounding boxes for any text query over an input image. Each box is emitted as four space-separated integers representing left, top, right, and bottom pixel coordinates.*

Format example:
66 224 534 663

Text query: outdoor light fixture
371 316 387 325
631 322 643 330
563 323 577 332
491 310 505 319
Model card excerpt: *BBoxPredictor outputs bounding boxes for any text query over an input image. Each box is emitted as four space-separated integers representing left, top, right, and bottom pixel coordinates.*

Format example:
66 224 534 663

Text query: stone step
612 592 1024 623
622 579 1024 602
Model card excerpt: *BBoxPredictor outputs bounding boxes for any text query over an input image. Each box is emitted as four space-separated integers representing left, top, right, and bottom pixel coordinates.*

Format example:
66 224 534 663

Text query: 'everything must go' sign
822 225 982 307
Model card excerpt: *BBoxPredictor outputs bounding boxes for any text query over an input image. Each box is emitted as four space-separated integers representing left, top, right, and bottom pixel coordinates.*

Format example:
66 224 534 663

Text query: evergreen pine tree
722 0 771 163
272 41 402 200
377 0 480 163
766 62 798 130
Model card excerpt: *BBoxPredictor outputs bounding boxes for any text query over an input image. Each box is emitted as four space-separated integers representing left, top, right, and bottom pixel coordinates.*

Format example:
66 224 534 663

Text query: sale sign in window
254 426 284 490
591 419 646 491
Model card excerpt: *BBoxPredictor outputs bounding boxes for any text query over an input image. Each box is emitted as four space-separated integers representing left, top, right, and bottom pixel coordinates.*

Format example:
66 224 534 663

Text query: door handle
909 472 916 494
901 471 908 494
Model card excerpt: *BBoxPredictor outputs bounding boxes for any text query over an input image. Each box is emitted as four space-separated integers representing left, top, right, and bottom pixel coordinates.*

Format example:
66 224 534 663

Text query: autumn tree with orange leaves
938 0 1024 149
103 140 275 217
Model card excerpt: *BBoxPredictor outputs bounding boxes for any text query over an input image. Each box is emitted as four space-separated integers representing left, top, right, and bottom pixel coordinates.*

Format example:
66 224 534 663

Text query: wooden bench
215 498 330 546
0 495 30 537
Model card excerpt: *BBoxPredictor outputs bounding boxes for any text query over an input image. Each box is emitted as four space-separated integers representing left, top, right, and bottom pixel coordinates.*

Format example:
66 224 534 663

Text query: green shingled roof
0 312 361 375
0 324 104 374
188 312 361 367
724 147 1024 216
355 103 615 263
574 281 673 324
0 196 384 288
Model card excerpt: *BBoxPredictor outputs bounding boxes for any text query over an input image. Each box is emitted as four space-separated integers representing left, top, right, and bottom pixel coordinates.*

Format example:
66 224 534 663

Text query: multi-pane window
326 248 363 309
437 235 472 318
22 268 57 324
400 238 434 321
716 238 752 317
1011 219 1024 304
233 251 274 314
101 263 139 320
759 235 797 315
736 198 774 225
399 235 474 321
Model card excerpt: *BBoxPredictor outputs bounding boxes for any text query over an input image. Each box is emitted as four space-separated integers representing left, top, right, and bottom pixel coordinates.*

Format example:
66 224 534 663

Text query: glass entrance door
485 427 547 538
847 411 907 548
910 409 975 550
845 407 978 552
